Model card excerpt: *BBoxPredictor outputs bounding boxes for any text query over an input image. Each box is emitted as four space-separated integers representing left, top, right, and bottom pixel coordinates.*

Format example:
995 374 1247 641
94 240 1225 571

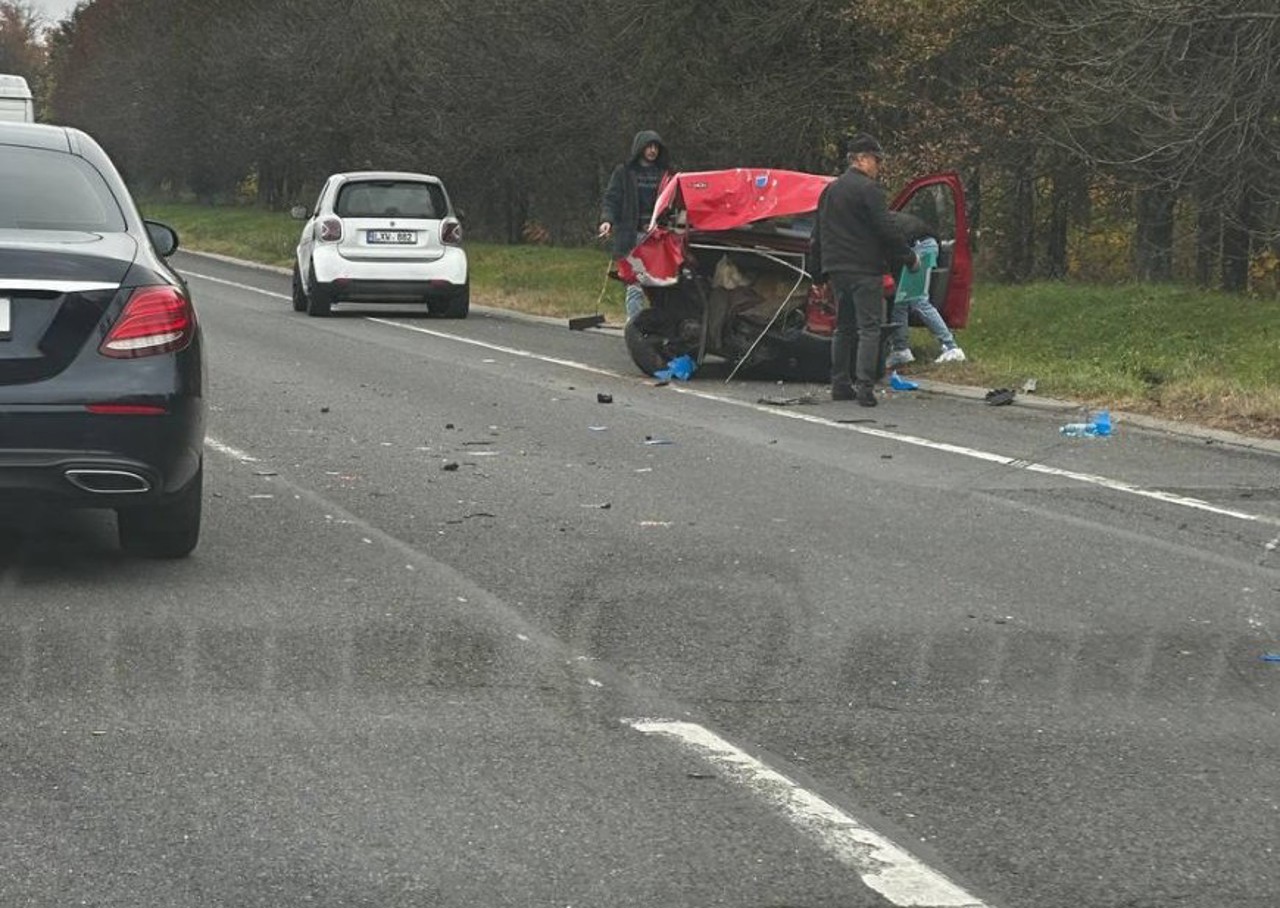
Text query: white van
0 75 35 123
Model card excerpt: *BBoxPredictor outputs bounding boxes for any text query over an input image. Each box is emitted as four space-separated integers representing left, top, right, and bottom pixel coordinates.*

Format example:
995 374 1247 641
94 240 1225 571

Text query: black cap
844 133 884 159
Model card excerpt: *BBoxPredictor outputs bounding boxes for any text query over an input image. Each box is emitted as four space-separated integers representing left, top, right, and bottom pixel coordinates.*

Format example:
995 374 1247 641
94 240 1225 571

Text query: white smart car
291 171 468 318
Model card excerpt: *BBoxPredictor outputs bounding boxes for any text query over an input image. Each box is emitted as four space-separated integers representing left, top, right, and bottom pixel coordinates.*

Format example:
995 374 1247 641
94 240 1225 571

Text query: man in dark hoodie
599 129 674 321
809 133 917 406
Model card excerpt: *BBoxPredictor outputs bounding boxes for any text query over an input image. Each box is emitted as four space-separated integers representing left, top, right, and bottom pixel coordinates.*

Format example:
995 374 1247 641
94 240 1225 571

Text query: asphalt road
2 250 1277 908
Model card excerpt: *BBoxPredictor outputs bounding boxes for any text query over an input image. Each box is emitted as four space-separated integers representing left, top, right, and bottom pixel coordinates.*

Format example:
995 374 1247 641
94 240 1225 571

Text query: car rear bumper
311 245 467 287
0 402 203 507
320 278 468 304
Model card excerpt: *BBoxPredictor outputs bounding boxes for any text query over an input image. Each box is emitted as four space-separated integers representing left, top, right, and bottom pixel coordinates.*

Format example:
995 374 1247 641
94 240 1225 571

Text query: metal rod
723 269 807 384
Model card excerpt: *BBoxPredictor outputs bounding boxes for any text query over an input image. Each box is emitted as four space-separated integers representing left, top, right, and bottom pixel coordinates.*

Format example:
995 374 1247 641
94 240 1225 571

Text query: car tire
305 266 332 317
624 313 675 376
117 463 202 559
429 284 470 319
291 262 307 312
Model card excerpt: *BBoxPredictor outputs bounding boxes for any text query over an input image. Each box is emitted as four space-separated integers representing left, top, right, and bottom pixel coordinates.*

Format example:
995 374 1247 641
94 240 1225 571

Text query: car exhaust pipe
64 469 152 494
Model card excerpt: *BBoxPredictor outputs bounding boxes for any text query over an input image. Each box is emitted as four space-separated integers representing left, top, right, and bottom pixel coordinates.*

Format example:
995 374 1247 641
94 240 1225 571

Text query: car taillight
442 220 462 245
318 217 343 242
99 285 195 359
85 403 168 415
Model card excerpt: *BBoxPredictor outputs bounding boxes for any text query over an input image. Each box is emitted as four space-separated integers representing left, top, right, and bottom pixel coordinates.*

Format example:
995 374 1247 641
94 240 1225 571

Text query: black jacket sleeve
601 164 626 224
808 184 829 281
863 181 915 274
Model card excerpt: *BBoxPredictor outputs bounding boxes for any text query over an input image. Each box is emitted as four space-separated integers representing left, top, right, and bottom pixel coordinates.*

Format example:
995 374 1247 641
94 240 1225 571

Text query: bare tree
1015 0 1280 290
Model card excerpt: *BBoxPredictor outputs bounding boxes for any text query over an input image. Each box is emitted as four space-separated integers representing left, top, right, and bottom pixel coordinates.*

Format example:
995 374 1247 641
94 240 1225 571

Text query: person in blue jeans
885 211 966 366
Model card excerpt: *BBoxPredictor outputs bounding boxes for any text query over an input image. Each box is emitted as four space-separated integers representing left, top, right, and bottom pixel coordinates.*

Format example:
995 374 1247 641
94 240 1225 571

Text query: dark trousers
830 272 883 387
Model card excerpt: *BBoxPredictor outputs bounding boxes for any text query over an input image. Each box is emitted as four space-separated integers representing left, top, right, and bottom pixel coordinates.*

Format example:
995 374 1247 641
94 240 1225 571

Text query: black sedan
0 122 204 557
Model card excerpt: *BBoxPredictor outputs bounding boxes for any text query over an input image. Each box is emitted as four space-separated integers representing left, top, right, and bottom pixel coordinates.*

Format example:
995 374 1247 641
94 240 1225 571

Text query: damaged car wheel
624 309 696 376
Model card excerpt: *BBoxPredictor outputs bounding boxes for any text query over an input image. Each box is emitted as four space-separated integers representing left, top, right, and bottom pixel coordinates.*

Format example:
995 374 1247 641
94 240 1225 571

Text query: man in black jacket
810 133 916 406
599 130 675 322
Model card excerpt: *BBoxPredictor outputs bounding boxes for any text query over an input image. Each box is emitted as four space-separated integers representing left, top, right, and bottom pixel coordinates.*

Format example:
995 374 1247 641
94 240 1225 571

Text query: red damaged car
620 168 972 381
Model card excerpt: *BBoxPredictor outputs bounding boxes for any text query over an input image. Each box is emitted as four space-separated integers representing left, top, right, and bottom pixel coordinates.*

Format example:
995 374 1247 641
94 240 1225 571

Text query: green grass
143 201 1280 437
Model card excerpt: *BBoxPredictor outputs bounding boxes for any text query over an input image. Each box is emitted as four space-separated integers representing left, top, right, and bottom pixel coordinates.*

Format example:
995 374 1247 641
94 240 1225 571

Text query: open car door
890 172 972 329
621 168 973 381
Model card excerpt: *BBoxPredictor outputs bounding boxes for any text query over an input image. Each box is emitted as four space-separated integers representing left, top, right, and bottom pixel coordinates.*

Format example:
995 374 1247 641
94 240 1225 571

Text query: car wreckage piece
619 168 972 382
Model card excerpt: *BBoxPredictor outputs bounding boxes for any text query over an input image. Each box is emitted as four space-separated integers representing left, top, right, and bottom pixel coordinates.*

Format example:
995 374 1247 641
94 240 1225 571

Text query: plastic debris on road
758 395 820 406
1060 409 1112 437
889 371 919 391
654 354 697 382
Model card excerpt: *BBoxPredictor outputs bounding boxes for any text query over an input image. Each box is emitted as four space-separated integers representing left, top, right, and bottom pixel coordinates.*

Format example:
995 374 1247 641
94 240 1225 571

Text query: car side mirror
290 205 309 220
145 220 179 257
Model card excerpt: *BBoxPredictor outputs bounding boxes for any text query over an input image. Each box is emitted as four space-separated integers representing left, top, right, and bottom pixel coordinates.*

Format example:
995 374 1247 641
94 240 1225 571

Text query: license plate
0 297 10 340
367 230 416 245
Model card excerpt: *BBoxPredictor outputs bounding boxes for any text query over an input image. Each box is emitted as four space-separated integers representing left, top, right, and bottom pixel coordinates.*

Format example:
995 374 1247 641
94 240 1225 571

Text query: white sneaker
885 349 915 368
936 347 966 363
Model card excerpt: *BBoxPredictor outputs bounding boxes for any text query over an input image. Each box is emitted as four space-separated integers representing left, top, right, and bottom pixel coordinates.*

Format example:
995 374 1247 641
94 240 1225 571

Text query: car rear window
0 145 127 232
335 180 447 219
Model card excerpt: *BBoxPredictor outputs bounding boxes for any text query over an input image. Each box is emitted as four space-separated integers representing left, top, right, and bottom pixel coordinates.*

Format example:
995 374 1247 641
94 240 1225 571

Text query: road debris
985 388 1016 406
757 395 821 406
654 354 697 382
597 393 613 404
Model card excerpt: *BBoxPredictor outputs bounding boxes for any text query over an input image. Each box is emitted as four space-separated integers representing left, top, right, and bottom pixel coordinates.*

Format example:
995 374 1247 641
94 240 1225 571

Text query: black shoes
832 381 877 406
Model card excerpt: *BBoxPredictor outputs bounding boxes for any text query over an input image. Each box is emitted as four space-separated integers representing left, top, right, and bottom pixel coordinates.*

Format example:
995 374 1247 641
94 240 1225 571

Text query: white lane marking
181 270 1280 529
371 317 1278 527
205 437 259 464
366 316 622 378
184 270 291 301
659 383 1279 524
201 431 988 903
630 719 989 908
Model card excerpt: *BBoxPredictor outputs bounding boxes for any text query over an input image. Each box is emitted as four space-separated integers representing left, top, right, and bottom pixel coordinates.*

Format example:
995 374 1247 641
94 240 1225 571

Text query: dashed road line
630 719 990 907
205 436 258 464
198 426 997 907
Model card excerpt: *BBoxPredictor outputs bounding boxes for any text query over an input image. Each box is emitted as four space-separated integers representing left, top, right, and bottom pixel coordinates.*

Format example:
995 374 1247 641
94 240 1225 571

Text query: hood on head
629 130 670 167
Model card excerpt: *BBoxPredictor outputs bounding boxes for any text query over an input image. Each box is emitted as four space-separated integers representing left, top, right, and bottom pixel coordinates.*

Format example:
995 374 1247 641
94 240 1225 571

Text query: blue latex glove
656 355 697 382
889 371 919 391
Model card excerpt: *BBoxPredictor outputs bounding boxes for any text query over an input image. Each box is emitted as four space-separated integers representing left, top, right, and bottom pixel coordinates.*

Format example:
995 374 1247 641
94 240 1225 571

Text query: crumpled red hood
620 169 834 286
652 169 834 232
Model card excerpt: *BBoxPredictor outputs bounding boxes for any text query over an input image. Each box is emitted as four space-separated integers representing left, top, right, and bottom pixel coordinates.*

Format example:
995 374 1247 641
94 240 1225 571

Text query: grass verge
143 201 1280 439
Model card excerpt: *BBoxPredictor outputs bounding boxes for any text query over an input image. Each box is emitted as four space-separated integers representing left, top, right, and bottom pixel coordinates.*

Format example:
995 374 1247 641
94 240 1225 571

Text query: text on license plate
367 230 417 245
0 297 10 340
